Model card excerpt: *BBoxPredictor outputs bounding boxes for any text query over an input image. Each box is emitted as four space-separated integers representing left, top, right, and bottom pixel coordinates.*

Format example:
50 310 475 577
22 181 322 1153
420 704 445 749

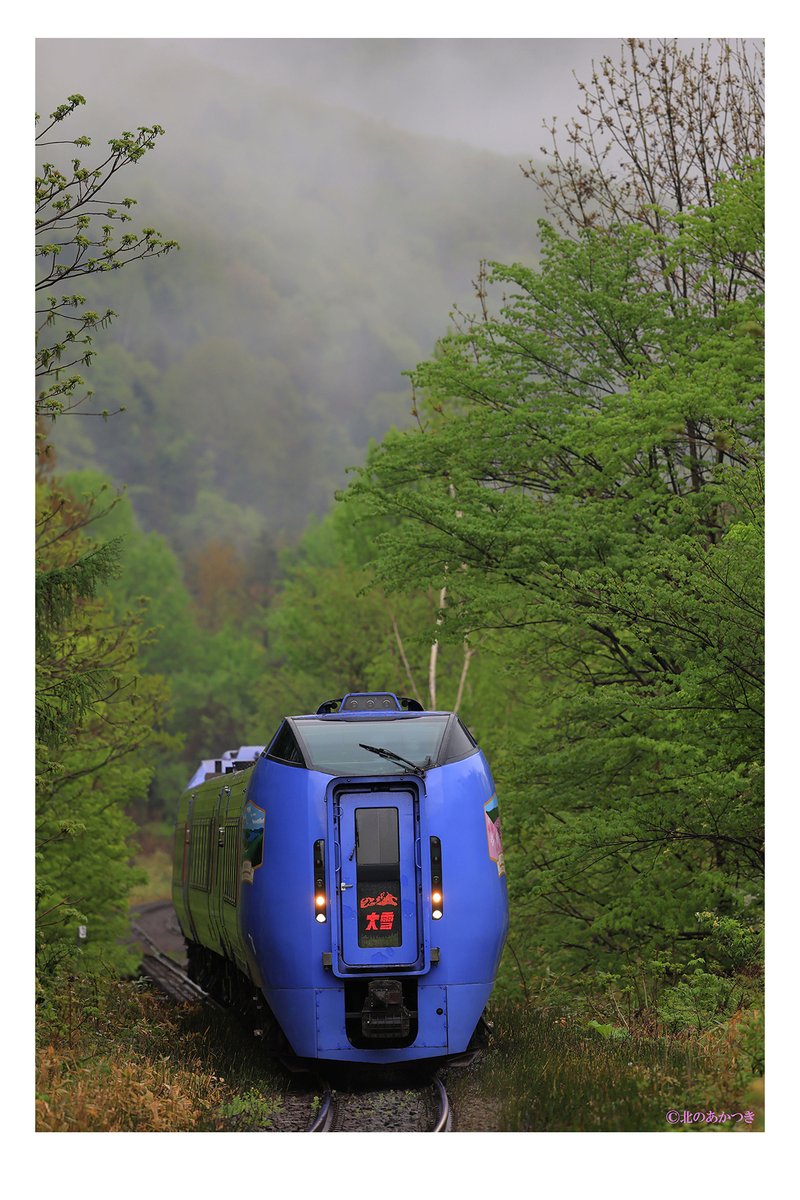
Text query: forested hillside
39 42 543 550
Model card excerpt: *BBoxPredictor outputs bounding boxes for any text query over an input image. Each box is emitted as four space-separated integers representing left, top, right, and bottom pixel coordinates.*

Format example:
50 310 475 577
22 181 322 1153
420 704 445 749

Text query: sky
36 37 721 161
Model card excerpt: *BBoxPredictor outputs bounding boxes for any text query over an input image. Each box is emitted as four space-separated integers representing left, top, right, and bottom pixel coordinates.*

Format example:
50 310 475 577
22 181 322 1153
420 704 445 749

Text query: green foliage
658 967 736 1033
260 502 493 724
216 1087 281 1131
168 622 271 764
35 97 177 979
36 95 178 417
35 484 172 975
586 1020 628 1041
343 160 764 1020
59 470 199 674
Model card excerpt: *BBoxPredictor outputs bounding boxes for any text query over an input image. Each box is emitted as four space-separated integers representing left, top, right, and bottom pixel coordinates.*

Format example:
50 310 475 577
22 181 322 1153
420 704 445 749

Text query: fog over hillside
37 38 631 158
34 38 722 550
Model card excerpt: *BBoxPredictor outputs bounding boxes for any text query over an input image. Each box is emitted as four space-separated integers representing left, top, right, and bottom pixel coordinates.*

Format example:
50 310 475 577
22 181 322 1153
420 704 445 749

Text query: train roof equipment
185 745 265 791
316 692 424 714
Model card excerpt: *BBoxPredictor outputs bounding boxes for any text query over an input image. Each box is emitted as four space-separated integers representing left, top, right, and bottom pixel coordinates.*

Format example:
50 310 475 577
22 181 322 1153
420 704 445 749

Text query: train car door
335 789 421 968
209 784 232 958
182 791 201 945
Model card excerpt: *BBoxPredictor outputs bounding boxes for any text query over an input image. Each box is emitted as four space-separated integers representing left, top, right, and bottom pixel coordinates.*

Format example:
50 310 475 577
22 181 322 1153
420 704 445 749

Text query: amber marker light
432 891 442 904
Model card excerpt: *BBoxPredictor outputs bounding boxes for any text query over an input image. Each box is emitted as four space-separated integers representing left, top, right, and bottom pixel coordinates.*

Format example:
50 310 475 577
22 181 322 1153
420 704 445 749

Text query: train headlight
432 909 443 920
315 911 327 923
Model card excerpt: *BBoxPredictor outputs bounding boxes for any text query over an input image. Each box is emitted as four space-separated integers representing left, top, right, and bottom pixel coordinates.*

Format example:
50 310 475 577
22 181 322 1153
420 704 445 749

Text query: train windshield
294 715 451 776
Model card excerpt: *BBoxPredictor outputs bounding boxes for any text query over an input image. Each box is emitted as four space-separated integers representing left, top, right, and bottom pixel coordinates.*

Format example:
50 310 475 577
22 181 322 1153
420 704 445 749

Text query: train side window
440 716 478 764
222 819 240 905
267 720 306 767
189 818 212 891
242 800 265 878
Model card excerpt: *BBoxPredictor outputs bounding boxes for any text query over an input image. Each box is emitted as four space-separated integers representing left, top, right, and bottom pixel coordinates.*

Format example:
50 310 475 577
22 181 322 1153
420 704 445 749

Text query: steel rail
313 1075 451 1133
431 1074 452 1132
306 1083 335 1131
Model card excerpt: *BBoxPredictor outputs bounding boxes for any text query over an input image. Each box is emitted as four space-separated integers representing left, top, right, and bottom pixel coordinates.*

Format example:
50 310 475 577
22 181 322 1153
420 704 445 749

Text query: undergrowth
446 1001 764 1132
35 966 286 1132
36 966 764 1132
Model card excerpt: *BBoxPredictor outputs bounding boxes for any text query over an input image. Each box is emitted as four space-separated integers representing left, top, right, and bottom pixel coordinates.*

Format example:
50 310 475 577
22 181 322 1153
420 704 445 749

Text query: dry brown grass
35 973 285 1133
36 1045 228 1132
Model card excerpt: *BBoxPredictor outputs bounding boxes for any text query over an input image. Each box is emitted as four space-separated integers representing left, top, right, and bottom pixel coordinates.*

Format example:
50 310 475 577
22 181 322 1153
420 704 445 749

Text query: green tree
309 43 764 1020
35 98 177 977
36 95 177 418
36 478 173 976
263 504 486 720
344 158 764 1014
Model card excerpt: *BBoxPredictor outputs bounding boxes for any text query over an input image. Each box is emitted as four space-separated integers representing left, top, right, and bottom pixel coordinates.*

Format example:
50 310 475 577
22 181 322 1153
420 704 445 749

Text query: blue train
172 692 509 1064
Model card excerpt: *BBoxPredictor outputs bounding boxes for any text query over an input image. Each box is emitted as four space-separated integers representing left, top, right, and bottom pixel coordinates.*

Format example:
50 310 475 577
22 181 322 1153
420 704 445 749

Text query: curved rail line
310 1074 452 1132
431 1075 452 1132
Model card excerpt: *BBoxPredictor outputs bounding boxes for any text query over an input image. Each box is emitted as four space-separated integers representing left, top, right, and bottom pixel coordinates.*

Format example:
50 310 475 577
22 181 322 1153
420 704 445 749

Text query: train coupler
361 978 411 1039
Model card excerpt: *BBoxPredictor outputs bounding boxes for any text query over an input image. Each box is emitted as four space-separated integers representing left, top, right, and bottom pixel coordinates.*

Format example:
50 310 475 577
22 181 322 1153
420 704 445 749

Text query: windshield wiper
358 743 427 777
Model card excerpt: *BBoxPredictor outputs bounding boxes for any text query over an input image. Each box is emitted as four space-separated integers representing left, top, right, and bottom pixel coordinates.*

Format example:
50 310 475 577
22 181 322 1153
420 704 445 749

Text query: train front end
242 693 509 1063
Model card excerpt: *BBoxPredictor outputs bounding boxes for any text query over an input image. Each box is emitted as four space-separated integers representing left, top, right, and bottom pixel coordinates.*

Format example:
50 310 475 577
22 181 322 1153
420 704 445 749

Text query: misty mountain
38 43 547 548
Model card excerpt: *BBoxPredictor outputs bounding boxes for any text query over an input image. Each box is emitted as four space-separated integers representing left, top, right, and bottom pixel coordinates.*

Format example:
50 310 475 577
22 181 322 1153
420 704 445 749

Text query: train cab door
335 789 421 969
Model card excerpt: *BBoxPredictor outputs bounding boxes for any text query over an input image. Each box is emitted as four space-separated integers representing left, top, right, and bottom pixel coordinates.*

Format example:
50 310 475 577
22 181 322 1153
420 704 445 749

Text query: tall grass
447 1003 764 1132
35 970 287 1132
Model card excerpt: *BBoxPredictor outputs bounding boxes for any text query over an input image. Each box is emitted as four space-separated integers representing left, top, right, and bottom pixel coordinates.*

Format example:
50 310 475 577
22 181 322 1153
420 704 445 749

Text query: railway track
307 1072 451 1132
131 901 453 1132
130 911 223 1009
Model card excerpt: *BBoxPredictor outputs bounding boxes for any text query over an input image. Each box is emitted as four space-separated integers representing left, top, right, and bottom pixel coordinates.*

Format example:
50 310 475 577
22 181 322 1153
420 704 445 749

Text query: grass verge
36 970 289 1132
446 1001 764 1132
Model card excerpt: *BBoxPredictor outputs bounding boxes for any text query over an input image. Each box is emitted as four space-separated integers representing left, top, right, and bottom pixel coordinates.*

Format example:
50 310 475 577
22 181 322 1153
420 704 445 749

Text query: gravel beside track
312 1070 451 1132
